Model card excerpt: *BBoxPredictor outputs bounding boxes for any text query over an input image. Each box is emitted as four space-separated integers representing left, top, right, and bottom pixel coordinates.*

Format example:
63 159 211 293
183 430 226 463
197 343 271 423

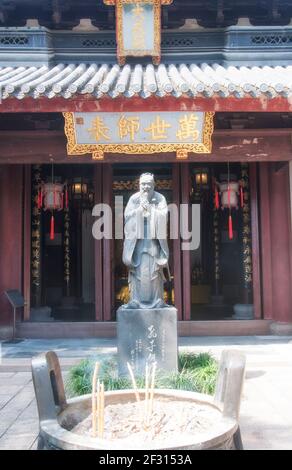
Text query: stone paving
1 336 292 450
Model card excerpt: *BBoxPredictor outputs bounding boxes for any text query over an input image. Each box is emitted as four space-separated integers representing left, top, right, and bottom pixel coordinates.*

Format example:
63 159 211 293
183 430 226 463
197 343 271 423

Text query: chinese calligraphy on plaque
103 0 173 65
63 111 214 160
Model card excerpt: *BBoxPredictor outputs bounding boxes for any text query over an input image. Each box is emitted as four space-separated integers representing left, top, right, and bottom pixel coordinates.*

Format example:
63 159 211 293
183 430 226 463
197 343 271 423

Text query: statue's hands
140 200 151 217
140 192 150 208
141 200 150 211
156 257 168 267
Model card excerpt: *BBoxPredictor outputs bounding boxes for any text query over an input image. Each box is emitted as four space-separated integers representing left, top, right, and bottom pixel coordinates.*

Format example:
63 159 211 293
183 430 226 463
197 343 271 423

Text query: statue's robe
122 191 169 309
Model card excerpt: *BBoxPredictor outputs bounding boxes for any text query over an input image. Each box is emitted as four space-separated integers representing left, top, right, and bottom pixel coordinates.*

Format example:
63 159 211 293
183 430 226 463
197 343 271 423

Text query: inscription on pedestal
117 306 178 376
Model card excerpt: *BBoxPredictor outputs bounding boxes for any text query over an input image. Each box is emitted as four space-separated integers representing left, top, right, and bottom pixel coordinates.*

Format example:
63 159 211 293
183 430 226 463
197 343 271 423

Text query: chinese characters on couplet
86 113 200 143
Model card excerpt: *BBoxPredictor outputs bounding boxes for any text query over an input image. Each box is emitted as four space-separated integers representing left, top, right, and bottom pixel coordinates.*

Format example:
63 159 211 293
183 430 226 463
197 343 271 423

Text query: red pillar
270 163 292 323
23 166 31 321
259 163 273 319
0 165 23 338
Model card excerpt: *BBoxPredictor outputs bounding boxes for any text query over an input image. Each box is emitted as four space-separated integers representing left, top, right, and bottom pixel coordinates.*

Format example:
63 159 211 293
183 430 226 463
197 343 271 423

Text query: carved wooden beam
0 128 291 163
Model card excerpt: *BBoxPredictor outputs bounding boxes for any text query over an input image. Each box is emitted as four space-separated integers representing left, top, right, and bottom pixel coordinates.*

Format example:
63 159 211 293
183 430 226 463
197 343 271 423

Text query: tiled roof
0 63 292 100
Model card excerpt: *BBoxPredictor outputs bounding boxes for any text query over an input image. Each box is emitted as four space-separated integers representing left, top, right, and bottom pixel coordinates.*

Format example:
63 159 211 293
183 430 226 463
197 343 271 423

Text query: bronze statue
122 173 169 309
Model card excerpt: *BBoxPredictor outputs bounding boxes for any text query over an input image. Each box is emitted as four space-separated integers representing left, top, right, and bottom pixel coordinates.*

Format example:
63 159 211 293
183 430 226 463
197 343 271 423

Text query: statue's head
139 173 155 199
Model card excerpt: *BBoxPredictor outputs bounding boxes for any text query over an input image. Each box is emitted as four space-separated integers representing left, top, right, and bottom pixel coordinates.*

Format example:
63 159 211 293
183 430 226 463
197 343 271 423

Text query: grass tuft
66 351 218 398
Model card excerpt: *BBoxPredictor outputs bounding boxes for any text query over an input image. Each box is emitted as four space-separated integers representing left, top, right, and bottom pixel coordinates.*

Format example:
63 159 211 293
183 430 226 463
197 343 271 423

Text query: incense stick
127 362 140 403
144 363 150 426
91 361 100 437
98 382 105 438
96 378 100 437
149 362 157 416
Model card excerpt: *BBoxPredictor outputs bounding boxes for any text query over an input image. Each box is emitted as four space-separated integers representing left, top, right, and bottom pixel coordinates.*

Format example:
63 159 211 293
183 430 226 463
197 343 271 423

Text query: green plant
65 352 218 398
178 351 215 370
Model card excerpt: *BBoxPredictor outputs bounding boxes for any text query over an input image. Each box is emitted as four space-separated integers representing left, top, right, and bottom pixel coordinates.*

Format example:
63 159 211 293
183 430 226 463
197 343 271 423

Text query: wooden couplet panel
249 163 262 319
94 165 103 321
0 165 24 334
180 163 192 321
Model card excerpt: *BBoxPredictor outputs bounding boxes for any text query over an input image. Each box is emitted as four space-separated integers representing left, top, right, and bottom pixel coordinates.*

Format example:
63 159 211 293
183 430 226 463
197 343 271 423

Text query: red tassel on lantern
240 185 244 208
215 187 219 209
228 214 233 240
50 214 55 240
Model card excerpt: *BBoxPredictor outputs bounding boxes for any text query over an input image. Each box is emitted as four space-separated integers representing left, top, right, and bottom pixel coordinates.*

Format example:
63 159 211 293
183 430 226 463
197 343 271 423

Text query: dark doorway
30 164 95 321
189 162 253 320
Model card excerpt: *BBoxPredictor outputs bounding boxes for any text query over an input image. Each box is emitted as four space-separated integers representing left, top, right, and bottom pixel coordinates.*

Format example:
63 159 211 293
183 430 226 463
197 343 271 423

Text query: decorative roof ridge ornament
103 0 173 65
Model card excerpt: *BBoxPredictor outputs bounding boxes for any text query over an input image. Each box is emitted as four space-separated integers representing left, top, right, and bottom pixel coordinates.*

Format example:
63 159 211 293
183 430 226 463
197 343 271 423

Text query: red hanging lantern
218 181 240 209
42 182 64 211
214 164 242 240
37 162 69 241
41 183 64 241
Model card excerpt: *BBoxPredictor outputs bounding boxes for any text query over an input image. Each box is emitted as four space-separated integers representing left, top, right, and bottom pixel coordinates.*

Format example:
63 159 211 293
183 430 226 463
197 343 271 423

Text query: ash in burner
71 397 221 448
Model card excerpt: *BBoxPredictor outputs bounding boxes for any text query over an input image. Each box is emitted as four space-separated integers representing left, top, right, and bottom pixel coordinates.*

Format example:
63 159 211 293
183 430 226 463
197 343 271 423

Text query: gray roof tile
1 63 292 100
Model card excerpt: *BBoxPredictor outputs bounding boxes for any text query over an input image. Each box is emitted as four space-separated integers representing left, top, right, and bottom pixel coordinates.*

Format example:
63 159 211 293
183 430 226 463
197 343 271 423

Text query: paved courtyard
0 336 292 450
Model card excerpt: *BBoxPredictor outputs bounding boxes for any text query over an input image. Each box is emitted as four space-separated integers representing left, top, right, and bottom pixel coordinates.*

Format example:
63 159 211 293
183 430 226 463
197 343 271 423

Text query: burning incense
145 363 149 419
144 363 151 427
149 362 157 416
98 382 105 438
127 362 140 403
101 383 105 437
96 379 100 436
91 361 100 437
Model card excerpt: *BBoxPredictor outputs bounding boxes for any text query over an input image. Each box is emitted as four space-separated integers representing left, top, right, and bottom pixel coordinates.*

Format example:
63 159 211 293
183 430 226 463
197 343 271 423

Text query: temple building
0 0 292 339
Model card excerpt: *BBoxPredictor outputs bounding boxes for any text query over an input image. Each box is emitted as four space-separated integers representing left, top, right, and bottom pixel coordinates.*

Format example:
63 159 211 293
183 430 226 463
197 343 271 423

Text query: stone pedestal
232 303 254 320
117 306 178 376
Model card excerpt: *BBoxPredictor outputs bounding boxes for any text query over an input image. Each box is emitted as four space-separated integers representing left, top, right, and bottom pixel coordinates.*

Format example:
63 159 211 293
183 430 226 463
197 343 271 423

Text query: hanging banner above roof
63 111 214 160
103 0 173 65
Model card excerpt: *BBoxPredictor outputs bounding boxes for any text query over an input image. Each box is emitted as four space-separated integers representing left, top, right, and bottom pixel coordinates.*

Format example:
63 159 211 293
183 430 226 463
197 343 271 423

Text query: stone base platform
117 306 178 376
